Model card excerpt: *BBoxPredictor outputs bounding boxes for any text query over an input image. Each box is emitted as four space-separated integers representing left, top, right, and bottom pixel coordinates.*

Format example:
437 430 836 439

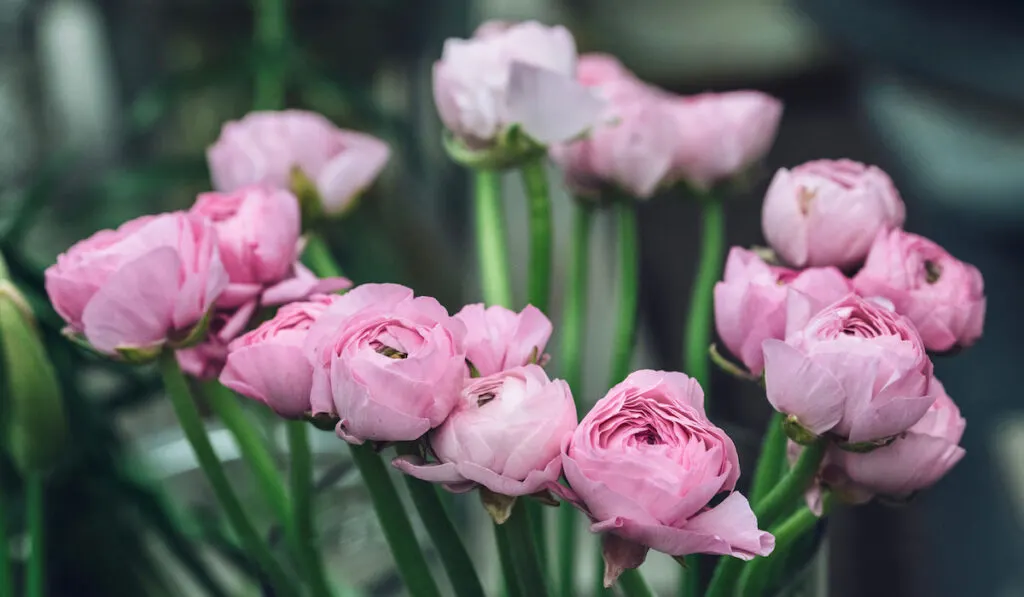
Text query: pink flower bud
852 229 985 352
45 212 227 355
761 159 906 269
454 303 552 376
714 247 851 374
393 365 576 495
763 293 935 443
667 91 782 190
207 110 390 215
219 295 336 417
433 21 603 147
552 369 773 586
304 284 467 444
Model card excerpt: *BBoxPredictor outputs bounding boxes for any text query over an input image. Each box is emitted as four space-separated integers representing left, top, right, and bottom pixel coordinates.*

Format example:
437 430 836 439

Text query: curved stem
287 421 334 597
251 0 289 110
609 202 640 386
754 440 827 530
348 444 442 597
395 446 486 597
474 169 514 308
683 196 726 388
736 495 833 597
520 157 552 313
617 569 656 597
159 352 297 596
25 474 44 597
304 232 344 278
749 413 787 505
507 501 549 597
0 476 10 597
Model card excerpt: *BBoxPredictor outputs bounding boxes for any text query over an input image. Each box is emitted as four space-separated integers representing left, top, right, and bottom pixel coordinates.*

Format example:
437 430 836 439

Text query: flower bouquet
0 16 984 597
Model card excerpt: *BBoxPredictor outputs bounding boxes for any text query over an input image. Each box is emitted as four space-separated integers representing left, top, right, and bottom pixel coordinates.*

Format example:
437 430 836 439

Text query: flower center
798 186 816 215
924 259 942 284
371 341 407 359
635 426 660 445
476 392 496 407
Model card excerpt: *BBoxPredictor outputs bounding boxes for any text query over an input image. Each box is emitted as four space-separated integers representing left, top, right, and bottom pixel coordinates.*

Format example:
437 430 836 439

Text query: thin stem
753 440 827 530
303 232 344 278
683 196 726 388
506 500 549 597
736 495 833 597
609 202 640 386
560 202 593 411
158 351 297 596
520 156 552 313
474 169 513 308
495 523 522 597
251 0 289 110
593 548 611 597
25 474 44 597
395 446 485 597
617 569 656 597
287 421 334 597
201 381 291 530
749 413 787 505
347 444 442 597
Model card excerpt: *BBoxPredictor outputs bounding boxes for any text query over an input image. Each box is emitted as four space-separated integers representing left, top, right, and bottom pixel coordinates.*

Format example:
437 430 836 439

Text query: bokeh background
1 0 1022 596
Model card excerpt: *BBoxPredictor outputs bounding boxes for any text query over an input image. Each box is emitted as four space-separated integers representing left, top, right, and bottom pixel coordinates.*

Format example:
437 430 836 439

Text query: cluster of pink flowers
44 110 387 368
715 157 983 504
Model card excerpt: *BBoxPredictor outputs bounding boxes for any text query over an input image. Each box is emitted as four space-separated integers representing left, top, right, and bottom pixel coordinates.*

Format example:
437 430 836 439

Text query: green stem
609 202 640 386
618 569 656 597
201 381 291 531
251 0 289 110
25 474 44 597
495 523 522 597
474 169 514 308
520 157 552 313
506 501 549 597
303 233 344 278
347 444 442 597
158 352 297 596
683 196 726 388
395 446 485 597
736 495 833 597
753 440 827 530
560 202 594 410
287 421 334 597
593 548 611 597
749 413 788 505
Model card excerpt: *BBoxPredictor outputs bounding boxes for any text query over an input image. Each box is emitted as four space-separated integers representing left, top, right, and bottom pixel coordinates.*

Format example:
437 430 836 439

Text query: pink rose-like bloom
714 247 852 374
853 229 985 352
454 303 552 376
45 212 227 355
304 283 467 444
207 110 390 215
762 159 906 269
667 91 783 190
219 295 336 417
433 20 603 147
393 365 576 495
763 293 935 444
553 370 773 586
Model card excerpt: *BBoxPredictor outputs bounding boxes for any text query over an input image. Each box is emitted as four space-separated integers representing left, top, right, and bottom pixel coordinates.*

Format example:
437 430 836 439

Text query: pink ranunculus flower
667 91 783 190
550 78 678 198
219 295 337 417
433 20 603 148
714 247 852 374
836 376 966 499
207 110 390 215
176 302 257 379
552 369 774 586
45 212 228 356
304 283 467 444
454 303 552 376
852 229 985 352
393 364 576 496
763 293 935 444
761 159 906 269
